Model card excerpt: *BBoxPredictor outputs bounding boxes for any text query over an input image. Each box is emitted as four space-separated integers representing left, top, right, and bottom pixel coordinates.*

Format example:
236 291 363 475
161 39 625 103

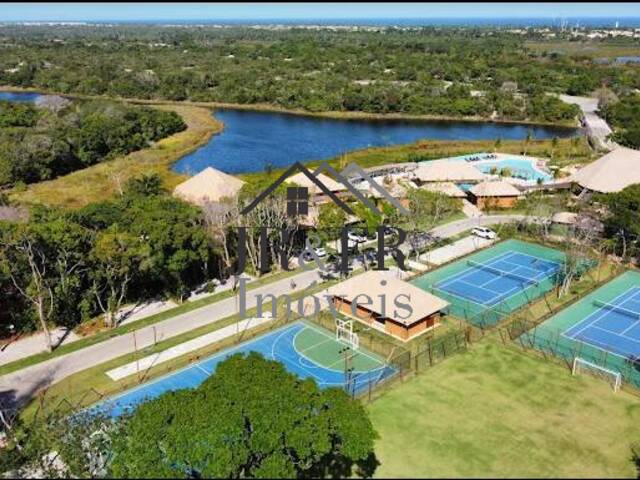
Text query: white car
302 247 327 261
347 231 367 243
471 227 497 240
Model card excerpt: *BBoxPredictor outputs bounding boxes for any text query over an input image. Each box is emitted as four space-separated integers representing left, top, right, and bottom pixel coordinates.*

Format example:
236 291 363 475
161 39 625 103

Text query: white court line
562 287 640 340
589 325 640 346
615 289 640 336
436 249 559 307
300 321 387 368
100 322 302 406
297 336 334 355
436 250 519 290
196 364 210 375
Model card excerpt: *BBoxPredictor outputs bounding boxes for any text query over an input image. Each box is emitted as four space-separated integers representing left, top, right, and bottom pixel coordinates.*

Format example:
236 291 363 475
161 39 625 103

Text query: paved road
0 214 529 406
0 268 323 406
430 214 528 238
557 94 616 151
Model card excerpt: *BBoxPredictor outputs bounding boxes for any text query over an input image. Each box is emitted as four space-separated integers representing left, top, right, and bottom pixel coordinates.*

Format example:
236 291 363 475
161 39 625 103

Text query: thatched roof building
571 147 640 193
173 167 245 206
413 160 485 183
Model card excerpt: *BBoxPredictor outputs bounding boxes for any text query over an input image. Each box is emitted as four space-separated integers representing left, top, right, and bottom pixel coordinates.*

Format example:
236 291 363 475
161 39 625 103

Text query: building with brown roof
327 271 449 342
468 180 522 209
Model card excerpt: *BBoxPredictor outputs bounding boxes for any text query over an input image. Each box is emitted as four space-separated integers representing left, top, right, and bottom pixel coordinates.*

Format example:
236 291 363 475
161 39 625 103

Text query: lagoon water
0 90 578 176
173 109 577 175
0 91 43 103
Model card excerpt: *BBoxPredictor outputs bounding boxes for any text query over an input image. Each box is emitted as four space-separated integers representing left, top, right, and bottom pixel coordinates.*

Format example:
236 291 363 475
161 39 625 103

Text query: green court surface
412 239 567 328
522 270 640 389
294 322 387 372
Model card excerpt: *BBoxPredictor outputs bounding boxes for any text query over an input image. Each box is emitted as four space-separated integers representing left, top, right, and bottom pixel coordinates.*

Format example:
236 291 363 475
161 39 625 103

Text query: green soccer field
369 337 640 478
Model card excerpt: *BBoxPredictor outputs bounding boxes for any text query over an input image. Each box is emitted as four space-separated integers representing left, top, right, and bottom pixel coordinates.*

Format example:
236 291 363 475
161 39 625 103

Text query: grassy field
12 104 221 208
369 336 640 478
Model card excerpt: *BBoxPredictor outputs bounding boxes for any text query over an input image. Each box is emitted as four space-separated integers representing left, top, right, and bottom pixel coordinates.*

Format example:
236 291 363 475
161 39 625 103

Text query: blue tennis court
563 287 640 359
96 321 395 417
434 250 561 307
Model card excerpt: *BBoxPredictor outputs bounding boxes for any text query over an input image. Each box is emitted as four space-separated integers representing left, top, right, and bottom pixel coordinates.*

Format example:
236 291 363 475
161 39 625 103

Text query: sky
1 3 640 22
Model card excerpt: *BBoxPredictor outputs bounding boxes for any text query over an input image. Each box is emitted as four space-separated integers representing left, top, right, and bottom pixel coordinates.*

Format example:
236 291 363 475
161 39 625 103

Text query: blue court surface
563 287 640 359
96 321 395 417
433 250 561 307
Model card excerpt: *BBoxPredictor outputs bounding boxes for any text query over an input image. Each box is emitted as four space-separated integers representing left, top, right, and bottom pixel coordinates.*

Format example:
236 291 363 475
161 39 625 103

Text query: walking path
420 235 496 265
106 315 273 381
0 214 533 406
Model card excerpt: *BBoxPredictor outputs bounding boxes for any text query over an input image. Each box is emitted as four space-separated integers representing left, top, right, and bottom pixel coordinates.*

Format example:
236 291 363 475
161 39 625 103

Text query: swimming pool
447 153 553 183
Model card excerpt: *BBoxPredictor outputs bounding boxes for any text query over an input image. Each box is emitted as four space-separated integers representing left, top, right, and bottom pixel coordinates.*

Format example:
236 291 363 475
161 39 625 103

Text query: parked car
302 247 327 261
347 230 367 243
471 227 497 240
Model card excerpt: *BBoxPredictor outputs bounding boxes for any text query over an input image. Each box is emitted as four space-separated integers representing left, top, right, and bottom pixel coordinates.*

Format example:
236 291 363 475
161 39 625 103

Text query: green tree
109 353 378 478
0 409 117 478
317 202 347 241
90 226 151 327
124 173 166 197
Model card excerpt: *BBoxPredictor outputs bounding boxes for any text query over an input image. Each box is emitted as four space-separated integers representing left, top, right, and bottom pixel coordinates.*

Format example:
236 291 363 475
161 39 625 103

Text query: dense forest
4 24 635 122
601 94 640 148
0 98 185 186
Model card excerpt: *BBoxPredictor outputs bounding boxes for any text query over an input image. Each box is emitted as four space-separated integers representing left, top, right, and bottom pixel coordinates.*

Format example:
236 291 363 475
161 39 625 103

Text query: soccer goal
336 318 359 350
572 357 622 392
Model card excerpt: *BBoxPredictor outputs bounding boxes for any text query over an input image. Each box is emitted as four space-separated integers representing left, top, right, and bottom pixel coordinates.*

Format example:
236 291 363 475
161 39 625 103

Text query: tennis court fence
497 264 640 393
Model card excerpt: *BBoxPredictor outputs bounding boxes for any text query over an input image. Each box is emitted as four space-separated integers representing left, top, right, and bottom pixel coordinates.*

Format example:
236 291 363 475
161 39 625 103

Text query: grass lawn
369 336 640 478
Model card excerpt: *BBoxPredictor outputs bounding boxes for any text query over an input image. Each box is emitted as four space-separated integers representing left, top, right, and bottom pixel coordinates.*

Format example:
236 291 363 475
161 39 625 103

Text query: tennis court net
593 299 640 320
467 259 539 286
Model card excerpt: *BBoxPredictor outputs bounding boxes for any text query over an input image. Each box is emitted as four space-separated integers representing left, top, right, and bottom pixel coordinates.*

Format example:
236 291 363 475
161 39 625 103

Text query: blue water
479 158 552 182
0 90 577 176
0 91 43 103
173 109 577 174
94 321 395 418
447 153 553 182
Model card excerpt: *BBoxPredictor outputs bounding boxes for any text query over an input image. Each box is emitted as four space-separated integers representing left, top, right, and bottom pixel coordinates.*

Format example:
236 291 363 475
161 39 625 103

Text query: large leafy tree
109 353 378 478
90 226 151 328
